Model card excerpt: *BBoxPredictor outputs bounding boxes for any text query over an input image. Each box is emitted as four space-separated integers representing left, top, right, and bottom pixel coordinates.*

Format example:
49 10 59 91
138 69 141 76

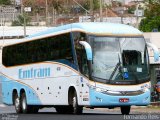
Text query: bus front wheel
72 91 83 114
120 106 131 115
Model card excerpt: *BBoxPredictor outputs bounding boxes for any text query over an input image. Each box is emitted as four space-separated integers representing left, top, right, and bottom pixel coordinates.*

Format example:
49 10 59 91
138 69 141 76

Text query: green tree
12 14 31 26
50 0 63 10
82 0 100 11
0 0 11 5
139 0 160 32
128 7 136 14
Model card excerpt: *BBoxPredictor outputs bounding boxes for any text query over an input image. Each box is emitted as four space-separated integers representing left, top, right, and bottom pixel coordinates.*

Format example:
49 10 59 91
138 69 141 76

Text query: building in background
0 6 20 26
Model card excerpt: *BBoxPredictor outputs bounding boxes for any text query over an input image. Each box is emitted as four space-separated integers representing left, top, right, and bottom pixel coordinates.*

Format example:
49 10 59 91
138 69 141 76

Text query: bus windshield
88 36 149 84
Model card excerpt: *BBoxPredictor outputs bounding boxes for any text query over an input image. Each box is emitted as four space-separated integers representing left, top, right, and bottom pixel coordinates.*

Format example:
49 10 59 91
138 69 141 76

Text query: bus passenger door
76 45 90 105
73 32 90 105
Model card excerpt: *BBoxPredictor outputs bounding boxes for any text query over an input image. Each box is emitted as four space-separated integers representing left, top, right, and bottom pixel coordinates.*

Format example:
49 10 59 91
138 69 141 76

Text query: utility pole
20 0 23 14
134 0 144 28
100 0 103 22
2 6 5 40
121 8 124 24
45 0 49 26
23 11 26 37
20 0 26 37
21 0 26 37
90 0 94 22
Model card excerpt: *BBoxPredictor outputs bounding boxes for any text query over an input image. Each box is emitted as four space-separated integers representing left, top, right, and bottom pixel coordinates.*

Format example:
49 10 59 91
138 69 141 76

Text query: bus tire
14 93 22 113
120 106 131 115
72 91 83 114
21 92 30 114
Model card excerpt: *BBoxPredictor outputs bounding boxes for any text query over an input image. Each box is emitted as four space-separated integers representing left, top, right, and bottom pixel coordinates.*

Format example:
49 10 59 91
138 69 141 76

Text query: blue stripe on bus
1 75 41 105
89 89 150 106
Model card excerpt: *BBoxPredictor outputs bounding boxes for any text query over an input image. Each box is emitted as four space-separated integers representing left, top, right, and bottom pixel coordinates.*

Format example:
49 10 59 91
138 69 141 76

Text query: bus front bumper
89 89 150 107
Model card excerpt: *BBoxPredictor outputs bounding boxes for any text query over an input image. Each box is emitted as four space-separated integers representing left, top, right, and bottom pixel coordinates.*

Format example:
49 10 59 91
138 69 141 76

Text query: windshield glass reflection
88 36 149 84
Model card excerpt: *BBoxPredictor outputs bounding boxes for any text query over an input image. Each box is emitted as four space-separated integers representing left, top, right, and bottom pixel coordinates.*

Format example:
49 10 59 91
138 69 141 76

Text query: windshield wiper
108 62 120 81
108 54 122 83
92 76 110 83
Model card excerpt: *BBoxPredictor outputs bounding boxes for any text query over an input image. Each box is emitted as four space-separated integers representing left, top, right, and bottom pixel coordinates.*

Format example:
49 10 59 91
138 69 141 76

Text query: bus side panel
1 75 41 105
1 63 91 106
1 76 11 104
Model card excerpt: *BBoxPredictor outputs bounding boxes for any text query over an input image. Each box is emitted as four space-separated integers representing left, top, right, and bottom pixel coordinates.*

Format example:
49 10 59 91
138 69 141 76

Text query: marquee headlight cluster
140 83 151 92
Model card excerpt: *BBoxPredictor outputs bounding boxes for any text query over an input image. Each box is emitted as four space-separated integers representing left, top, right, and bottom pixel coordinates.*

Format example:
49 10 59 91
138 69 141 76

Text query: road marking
0 104 6 107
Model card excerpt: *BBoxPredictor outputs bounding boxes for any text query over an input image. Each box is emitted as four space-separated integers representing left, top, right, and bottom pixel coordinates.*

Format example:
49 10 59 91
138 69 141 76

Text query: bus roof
27 22 142 39
3 22 143 47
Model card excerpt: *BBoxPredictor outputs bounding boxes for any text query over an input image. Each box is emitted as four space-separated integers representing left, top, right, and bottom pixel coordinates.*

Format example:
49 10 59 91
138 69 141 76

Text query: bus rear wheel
14 94 22 113
21 92 31 114
120 106 131 115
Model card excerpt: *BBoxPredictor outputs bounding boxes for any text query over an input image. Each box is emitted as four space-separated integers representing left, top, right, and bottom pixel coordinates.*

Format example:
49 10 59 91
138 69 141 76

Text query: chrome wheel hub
22 98 26 110
73 96 76 108
15 98 20 110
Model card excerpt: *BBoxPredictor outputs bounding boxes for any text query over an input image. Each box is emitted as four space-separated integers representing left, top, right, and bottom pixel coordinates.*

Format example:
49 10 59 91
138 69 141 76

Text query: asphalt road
0 106 160 120
0 107 121 120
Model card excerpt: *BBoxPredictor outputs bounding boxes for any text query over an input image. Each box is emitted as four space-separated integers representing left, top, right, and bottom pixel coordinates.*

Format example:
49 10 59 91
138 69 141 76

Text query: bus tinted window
2 33 73 66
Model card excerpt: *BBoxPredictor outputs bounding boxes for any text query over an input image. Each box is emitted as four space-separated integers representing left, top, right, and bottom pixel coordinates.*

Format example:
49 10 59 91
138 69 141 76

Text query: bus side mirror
79 41 93 61
79 41 92 80
147 42 159 62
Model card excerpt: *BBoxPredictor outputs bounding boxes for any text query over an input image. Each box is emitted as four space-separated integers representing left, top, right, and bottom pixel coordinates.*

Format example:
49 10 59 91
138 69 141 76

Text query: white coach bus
0 22 159 115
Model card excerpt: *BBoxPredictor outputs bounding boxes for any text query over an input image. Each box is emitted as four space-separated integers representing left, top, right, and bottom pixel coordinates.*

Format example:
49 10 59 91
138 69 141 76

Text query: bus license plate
119 98 129 103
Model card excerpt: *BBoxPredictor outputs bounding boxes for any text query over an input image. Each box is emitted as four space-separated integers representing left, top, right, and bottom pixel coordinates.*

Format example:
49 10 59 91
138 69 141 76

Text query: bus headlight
96 87 105 93
141 83 150 92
